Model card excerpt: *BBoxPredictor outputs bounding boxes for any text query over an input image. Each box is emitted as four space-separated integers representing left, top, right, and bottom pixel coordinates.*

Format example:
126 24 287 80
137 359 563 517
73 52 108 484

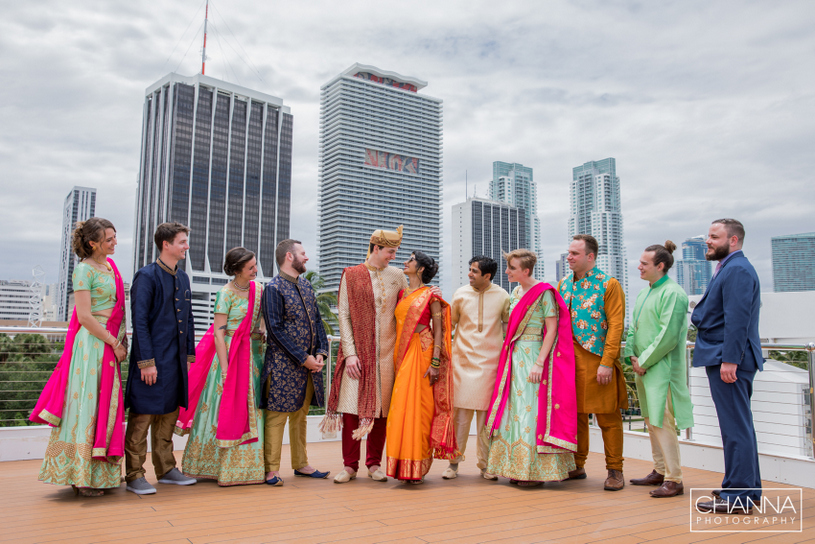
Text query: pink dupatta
486 282 578 453
30 259 126 463
176 282 258 448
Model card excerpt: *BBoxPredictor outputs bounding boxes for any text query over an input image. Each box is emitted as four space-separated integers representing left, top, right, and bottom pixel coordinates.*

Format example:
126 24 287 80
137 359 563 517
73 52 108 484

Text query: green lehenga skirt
486 338 575 481
180 338 266 486
39 316 123 489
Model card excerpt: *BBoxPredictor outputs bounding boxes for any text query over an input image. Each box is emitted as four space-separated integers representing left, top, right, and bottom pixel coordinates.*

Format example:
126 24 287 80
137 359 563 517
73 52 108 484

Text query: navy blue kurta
126 260 196 415
261 272 329 412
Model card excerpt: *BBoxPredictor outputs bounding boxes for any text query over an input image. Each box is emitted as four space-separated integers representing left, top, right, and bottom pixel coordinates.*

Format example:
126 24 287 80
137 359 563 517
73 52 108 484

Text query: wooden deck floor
2 441 812 544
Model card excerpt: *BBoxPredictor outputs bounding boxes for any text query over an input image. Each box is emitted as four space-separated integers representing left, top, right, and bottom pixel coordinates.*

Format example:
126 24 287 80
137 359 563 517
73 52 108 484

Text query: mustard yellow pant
263 375 313 472
575 411 624 472
125 409 179 482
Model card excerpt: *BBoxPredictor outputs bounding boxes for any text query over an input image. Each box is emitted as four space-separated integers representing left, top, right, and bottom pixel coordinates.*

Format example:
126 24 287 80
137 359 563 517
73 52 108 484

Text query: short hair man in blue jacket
125 222 197 495
691 218 763 514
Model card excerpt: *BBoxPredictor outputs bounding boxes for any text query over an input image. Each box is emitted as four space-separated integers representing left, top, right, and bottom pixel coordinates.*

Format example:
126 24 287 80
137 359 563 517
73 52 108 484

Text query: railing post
808 343 815 459
685 341 693 441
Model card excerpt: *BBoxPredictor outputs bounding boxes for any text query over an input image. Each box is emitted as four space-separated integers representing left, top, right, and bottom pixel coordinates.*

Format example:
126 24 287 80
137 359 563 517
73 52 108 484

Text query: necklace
233 279 250 292
89 255 112 271
404 283 425 297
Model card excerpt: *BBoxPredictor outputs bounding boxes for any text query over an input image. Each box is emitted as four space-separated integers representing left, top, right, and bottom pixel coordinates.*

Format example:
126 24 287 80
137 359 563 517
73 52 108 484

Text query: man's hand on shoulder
429 285 443 298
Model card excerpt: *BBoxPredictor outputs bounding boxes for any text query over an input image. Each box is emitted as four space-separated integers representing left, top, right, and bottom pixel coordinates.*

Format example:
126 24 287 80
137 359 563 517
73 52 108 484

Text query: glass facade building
675 235 713 295
133 73 292 332
452 198 528 292
317 64 443 292
57 186 96 321
569 158 628 314
490 162 543 279
772 232 815 292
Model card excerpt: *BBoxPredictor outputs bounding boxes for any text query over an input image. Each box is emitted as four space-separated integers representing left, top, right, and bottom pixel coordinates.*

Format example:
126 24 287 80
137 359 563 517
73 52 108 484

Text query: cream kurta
337 265 407 417
450 283 510 411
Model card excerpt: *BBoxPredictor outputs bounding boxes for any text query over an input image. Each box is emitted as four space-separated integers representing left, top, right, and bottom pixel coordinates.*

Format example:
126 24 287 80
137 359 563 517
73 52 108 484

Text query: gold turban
367 225 403 258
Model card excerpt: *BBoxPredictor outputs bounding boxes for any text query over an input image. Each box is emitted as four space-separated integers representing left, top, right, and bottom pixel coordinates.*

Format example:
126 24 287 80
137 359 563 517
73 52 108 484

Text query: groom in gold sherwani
443 256 509 480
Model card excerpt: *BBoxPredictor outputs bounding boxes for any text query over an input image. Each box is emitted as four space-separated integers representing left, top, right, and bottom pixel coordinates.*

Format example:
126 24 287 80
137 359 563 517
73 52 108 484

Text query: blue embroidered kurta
126 260 196 415
261 272 329 412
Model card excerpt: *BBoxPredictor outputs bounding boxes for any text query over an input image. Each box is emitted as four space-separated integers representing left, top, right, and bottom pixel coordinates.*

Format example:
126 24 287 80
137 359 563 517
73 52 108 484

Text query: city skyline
1 1 813 307
57 186 96 321
772 232 815 293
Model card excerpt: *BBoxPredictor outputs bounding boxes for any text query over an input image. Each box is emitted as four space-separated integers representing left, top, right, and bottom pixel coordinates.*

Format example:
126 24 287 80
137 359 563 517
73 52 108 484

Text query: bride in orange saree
386 252 457 483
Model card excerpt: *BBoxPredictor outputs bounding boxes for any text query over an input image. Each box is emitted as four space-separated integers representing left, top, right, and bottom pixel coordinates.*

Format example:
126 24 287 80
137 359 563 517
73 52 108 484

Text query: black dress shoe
696 498 752 515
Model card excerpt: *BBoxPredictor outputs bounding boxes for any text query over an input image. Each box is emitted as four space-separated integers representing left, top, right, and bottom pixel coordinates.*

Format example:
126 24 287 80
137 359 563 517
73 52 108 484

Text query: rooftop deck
2 441 812 544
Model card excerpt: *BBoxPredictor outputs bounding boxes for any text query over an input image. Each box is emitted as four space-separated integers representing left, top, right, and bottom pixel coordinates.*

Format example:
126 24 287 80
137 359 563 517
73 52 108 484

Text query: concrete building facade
317 64 443 292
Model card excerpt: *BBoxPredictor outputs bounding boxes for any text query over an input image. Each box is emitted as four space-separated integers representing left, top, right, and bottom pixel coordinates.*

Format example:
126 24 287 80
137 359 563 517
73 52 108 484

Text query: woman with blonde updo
31 218 128 497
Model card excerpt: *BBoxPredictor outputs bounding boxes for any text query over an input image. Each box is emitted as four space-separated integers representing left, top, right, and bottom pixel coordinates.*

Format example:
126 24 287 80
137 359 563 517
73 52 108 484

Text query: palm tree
303 270 337 336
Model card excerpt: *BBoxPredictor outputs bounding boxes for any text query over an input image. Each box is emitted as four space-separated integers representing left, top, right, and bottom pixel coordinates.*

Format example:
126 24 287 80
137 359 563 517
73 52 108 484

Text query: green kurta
624 276 694 429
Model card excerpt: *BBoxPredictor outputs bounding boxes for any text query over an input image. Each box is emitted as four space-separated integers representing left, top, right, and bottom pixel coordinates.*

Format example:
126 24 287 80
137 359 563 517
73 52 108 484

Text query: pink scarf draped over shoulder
30 258 127 463
176 281 258 448
486 282 578 453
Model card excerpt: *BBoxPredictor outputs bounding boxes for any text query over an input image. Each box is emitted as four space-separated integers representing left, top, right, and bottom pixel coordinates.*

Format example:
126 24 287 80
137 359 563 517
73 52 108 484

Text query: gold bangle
431 311 443 318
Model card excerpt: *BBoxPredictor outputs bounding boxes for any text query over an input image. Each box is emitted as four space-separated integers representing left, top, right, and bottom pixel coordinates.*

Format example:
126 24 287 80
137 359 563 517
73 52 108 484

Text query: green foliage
303 270 338 336
768 349 808 370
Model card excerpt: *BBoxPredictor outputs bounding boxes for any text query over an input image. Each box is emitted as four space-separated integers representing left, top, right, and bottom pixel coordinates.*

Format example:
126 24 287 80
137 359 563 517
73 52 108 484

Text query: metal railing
2 327 814 460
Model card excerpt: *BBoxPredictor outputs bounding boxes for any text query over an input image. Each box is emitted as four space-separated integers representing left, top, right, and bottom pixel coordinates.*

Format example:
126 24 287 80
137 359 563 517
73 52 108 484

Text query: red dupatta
486 282 578 453
30 258 126 463
176 282 259 447
394 287 458 459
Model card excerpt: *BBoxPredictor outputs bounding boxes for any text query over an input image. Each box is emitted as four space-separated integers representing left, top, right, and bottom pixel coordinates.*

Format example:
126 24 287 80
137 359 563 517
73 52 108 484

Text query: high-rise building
57 186 96 321
772 232 815 292
568 158 628 310
133 72 293 332
556 253 569 283
452 197 527 292
318 64 443 292
490 162 542 279
0 280 42 322
675 235 713 295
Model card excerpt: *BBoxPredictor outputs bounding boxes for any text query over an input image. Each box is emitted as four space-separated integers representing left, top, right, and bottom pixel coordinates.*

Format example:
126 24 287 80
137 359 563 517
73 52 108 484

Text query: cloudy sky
2 0 813 302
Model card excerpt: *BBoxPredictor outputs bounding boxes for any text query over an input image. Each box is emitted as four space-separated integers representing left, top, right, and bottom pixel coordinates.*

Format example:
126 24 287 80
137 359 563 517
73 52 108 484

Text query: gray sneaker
158 468 197 486
126 477 157 495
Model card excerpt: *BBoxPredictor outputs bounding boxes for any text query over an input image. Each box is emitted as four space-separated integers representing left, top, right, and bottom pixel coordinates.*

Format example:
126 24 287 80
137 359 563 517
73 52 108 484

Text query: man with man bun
625 241 694 498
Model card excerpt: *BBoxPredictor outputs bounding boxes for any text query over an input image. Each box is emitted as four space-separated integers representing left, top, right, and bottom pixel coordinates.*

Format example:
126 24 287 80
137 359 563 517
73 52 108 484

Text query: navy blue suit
126 261 196 415
691 250 763 502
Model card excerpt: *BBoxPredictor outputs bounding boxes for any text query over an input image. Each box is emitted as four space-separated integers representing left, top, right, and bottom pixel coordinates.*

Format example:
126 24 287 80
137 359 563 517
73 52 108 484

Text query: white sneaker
126 477 157 495
442 465 459 479
481 469 498 481
334 469 357 484
158 468 197 486
368 468 388 482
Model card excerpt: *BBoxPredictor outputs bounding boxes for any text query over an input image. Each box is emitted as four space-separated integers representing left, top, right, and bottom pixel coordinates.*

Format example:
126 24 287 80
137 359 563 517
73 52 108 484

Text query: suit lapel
697 250 742 305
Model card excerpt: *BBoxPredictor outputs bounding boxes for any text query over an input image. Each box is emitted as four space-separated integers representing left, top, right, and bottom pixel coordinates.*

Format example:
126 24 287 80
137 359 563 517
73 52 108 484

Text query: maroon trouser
342 413 387 472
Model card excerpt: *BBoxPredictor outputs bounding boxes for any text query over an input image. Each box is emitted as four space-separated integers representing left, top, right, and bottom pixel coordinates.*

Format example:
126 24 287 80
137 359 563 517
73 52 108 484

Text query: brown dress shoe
650 481 684 497
567 467 587 480
630 470 664 486
604 470 624 491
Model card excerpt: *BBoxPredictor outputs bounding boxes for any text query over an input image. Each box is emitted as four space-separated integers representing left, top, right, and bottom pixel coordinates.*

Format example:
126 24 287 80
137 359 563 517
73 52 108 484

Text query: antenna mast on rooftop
201 0 209 75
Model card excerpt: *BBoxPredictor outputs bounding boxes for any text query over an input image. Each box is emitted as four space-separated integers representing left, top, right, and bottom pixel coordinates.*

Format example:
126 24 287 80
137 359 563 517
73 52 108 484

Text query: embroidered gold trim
137 359 156 369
